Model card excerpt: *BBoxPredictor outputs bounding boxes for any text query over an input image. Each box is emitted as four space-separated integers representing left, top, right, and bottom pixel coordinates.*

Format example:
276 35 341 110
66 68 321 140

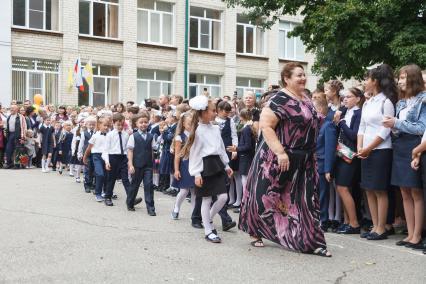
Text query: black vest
133 132 153 168
82 130 94 153
221 118 232 147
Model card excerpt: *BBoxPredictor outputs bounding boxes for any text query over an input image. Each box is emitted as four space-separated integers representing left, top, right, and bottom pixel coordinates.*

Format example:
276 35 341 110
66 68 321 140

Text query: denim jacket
394 91 426 136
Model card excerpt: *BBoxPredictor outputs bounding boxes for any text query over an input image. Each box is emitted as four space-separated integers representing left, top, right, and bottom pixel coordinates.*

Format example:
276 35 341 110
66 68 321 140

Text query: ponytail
181 109 201 159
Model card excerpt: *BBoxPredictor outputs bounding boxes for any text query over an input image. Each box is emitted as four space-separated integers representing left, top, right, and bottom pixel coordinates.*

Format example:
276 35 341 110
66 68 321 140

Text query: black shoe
330 221 341 233
338 225 361 234
386 227 395 236
171 211 179 220
170 190 178 197
192 223 203 229
405 240 423 249
395 240 409 246
134 197 143 206
222 221 237 232
127 206 135 211
84 186 91 193
148 209 156 216
104 198 113 206
233 208 240 213
367 232 388 240
360 231 371 238
112 194 118 200
320 220 331 232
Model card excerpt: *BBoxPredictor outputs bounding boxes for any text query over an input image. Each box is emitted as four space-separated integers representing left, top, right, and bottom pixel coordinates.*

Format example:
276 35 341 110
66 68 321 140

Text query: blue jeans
83 155 94 188
319 173 330 223
5 132 16 165
92 153 107 196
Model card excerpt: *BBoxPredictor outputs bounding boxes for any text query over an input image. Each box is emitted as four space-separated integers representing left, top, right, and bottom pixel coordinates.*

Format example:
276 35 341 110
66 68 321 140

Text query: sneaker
95 195 104 202
76 177 81 183
104 198 113 206
101 192 106 198
42 168 46 173
58 169 63 175
69 172 74 177
171 211 179 220
112 194 118 200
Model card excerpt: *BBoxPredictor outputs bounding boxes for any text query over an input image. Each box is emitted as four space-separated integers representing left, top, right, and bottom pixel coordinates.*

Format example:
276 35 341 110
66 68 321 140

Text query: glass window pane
45 73 58 105
162 82 172 95
29 0 43 10
256 28 264 55
236 77 249 87
251 79 262 88
137 80 148 102
93 77 105 106
200 20 209 48
211 86 220 98
279 30 286 58
93 2 106 37
157 1 172 12
189 18 198 48
138 0 154 9
189 74 197 83
138 10 149 42
196 74 204 83
79 0 90 34
279 21 290 30
236 25 244 53
287 36 295 59
189 85 197 98
236 88 244 98
162 13 173 45
12 70 27 103
206 9 220 20
46 0 59 31
29 72 43 103
107 78 119 105
296 37 305 60
205 75 219 84
246 26 253 53
29 10 44 29
108 4 119 38
13 0 26 26
212 21 221 50
156 70 171 81
190 7 204 17
138 69 155 79
237 14 250 24
150 81 161 97
150 12 160 42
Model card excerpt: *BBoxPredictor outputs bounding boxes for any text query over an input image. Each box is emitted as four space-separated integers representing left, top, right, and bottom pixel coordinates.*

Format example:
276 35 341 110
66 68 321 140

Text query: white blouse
189 123 230 177
344 106 359 127
358 93 395 149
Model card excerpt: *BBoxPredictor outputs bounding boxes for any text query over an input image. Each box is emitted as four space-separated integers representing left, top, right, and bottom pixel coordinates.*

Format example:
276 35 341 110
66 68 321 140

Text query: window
190 7 222 50
12 57 59 105
189 74 221 98
12 0 59 31
236 77 264 98
79 0 119 38
78 65 119 106
236 14 265 55
279 21 305 61
137 0 174 45
137 69 173 102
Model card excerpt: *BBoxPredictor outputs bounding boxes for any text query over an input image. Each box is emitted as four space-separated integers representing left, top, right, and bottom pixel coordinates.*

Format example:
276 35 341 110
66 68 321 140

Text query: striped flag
74 57 84 92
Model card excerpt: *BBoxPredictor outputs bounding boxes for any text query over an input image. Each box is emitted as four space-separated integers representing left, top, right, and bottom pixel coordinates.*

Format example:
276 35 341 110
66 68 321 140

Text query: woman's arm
260 108 283 155
394 103 426 135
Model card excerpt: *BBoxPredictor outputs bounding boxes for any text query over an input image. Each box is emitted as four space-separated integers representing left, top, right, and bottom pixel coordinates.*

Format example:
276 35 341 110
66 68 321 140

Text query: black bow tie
101 133 106 136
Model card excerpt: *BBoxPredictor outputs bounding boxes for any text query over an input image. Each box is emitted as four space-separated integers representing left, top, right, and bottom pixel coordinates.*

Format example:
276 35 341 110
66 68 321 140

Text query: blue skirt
361 149 392 191
335 157 360 187
171 159 195 189
159 151 173 175
391 134 422 188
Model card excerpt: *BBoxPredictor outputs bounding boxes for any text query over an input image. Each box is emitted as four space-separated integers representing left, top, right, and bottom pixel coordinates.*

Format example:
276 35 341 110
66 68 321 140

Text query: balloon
33 94 43 106
32 104 40 114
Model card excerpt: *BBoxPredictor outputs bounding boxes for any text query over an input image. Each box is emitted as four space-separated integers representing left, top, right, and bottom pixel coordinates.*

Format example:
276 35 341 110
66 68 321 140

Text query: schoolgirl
70 120 85 183
58 121 74 175
171 112 195 219
39 116 55 173
183 95 233 243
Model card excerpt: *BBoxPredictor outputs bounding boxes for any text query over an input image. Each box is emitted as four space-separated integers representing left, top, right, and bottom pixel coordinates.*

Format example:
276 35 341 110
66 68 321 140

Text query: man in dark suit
5 104 26 169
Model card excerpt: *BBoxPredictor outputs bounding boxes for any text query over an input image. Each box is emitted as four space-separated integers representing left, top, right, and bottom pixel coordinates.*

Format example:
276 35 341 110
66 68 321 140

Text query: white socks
173 188 195 213
201 193 228 235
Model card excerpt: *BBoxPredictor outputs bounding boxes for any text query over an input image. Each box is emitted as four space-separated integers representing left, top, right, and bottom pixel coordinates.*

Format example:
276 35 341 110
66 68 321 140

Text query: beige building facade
5 0 319 107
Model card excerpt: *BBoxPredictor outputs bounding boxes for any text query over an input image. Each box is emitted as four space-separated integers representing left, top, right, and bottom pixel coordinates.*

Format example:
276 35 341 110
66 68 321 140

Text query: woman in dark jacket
334 87 365 234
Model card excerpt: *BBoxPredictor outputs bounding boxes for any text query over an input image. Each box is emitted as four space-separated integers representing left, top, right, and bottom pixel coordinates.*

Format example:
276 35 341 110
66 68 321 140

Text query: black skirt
361 149 392 191
391 134 422 188
195 155 228 197
420 154 426 201
335 157 360 187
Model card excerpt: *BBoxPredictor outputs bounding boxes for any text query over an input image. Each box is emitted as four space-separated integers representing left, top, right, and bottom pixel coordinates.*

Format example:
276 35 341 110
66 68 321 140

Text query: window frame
236 77 264 98
137 69 174 100
278 21 305 61
12 57 60 105
188 74 221 98
189 7 223 51
12 0 60 32
89 65 120 106
236 16 265 56
137 1 175 46
79 0 120 40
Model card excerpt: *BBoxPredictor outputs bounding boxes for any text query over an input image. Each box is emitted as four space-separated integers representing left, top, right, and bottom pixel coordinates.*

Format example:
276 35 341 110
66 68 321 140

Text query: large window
12 0 59 31
137 69 173 103
236 77 264 98
78 65 119 106
190 7 222 51
137 0 174 45
236 14 265 55
189 74 221 98
279 21 305 61
12 57 59 105
79 0 119 38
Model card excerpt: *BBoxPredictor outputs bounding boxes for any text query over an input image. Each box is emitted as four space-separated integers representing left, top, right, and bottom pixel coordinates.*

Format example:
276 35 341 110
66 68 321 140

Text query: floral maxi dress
238 91 327 253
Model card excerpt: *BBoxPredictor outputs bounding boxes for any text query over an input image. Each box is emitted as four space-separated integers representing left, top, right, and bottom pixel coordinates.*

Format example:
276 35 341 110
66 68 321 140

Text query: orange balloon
34 94 43 106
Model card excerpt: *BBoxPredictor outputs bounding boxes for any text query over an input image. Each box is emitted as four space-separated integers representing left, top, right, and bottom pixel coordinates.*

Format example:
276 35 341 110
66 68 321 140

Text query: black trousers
105 155 131 199
191 195 233 225
127 166 154 210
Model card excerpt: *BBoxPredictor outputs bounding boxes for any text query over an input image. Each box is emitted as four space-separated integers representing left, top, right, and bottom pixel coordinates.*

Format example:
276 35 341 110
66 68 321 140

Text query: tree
224 0 426 80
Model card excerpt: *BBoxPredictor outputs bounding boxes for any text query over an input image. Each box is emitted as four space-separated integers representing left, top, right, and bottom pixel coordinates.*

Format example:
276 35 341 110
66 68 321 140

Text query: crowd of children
1 62 426 255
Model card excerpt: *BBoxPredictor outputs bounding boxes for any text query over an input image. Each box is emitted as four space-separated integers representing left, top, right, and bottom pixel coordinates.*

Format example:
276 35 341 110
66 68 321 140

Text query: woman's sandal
250 239 265 248
205 233 221 243
312 248 332 257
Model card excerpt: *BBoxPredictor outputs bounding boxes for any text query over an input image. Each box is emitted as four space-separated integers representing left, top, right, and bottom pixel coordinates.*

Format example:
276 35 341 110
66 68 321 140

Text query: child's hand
226 168 233 178
195 176 203 187
325 173 331 182
226 145 237 152
59 151 62 155
83 157 88 165
105 162 111 171
128 165 135 175
231 151 238 160
174 171 181 180
411 157 420 171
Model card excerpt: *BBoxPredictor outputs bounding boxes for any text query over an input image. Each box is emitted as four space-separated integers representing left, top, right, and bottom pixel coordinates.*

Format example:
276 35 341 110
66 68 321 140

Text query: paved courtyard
0 169 424 283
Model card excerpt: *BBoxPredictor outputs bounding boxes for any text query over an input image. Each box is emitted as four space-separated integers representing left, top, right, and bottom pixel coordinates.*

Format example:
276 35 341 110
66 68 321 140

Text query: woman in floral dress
239 62 331 257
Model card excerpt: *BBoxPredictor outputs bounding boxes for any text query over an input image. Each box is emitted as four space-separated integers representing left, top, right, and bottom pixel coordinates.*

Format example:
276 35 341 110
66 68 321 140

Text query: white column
0 0 12 106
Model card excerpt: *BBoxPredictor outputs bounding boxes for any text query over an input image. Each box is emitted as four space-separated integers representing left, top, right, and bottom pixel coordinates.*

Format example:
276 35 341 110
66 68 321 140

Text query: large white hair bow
189 95 209 111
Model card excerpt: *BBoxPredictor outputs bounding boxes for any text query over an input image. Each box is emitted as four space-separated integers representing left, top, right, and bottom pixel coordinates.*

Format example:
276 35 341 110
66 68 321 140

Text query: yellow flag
67 67 74 90
83 60 94 94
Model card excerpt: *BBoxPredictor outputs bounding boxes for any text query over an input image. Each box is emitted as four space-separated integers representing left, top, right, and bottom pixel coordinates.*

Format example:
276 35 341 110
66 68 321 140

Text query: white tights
74 165 82 179
173 188 195 214
202 193 227 235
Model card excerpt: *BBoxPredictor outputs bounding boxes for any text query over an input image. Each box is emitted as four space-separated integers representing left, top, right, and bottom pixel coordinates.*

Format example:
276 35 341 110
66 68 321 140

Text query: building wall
8 0 319 106
0 0 12 106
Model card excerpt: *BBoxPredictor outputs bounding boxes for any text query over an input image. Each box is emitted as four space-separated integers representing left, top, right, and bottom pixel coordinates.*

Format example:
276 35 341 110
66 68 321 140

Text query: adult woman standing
383 64 426 248
334 88 364 234
239 62 330 257
357 64 397 240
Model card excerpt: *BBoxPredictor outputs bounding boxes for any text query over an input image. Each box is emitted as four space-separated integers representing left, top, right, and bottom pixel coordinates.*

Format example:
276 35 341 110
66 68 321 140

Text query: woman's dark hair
367 64 398 104
398 64 425 98
115 102 126 113
217 100 232 112
58 105 67 115
281 62 304 87
348 87 365 107
25 105 35 116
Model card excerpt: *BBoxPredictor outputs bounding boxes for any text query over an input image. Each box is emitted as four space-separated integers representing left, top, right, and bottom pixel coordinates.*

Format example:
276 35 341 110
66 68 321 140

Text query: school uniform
237 124 255 176
51 129 62 170
102 129 131 200
70 133 83 166
89 131 108 197
316 109 337 223
159 123 177 191
148 123 161 139
39 124 54 156
216 116 238 170
58 131 73 165
171 131 194 189
78 129 95 191
126 130 156 213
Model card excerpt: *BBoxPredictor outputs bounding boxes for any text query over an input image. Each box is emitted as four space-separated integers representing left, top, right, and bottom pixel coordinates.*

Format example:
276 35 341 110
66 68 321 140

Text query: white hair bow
189 95 208 111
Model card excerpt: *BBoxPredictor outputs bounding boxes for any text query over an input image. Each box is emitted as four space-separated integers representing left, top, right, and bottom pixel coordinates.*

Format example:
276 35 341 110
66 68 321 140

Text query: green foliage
224 0 426 80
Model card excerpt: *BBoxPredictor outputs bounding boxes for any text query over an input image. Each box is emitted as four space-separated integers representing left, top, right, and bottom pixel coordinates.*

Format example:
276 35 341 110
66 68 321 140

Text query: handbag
336 128 356 164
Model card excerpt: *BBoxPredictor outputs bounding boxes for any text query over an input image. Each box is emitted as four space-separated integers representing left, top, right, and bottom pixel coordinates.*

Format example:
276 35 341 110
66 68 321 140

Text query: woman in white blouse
357 64 398 241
